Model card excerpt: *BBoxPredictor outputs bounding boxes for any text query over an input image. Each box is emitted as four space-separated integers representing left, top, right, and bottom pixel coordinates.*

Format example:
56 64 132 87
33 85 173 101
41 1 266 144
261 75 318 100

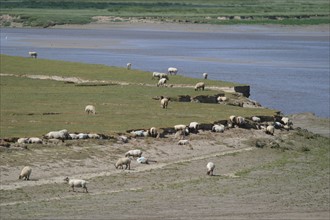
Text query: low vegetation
0 0 329 27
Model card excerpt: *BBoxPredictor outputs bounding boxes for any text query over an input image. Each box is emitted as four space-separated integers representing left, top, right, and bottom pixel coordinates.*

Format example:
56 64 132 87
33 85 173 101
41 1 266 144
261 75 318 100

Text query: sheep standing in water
206 162 215 176
19 166 32 180
64 177 88 193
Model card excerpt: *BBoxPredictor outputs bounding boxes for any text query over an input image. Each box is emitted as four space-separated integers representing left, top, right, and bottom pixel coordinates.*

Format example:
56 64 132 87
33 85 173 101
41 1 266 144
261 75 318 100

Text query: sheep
27 137 43 144
212 124 225 133
115 157 131 170
85 105 96 115
229 115 236 124
168 67 178 75
206 162 215 176
252 116 261 123
125 149 143 158
194 82 205 91
152 72 168 80
157 78 167 87
217 96 227 103
137 156 157 164
19 166 32 180
174 124 189 139
203 72 208 79
77 133 89 139
17 138 29 144
149 127 159 138
265 125 275 135
69 133 78 139
235 116 246 126
127 63 132 70
44 129 69 140
178 139 189 145
88 133 100 139
117 135 128 143
174 124 188 131
160 96 169 109
189 122 199 132
28 51 37 58
64 177 88 193
274 121 284 129
130 130 145 137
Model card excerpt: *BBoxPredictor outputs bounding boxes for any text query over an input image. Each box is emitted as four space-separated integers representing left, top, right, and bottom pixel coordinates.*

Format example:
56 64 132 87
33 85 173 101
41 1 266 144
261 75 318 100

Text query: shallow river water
1 25 329 118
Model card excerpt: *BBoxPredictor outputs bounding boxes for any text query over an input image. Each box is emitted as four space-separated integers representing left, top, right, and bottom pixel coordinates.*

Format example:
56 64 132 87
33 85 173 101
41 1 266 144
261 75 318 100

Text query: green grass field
0 0 329 27
0 55 276 138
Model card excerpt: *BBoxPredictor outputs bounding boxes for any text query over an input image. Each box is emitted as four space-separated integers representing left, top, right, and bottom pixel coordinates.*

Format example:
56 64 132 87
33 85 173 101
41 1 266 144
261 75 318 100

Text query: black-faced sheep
28 51 37 58
85 105 96 114
168 67 178 75
206 162 215 176
203 72 208 79
189 122 199 133
64 177 88 193
19 166 32 180
265 125 275 135
194 82 205 91
125 149 143 158
149 127 159 138
115 157 131 170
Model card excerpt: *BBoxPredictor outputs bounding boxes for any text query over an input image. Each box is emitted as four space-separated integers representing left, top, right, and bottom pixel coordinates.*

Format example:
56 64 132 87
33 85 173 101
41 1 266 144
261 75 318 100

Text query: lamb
203 72 208 79
178 139 189 145
19 166 32 180
115 157 131 170
125 149 142 158
157 78 167 87
28 51 37 58
168 67 178 75
194 82 205 91
160 96 169 109
212 124 225 133
206 162 215 176
64 177 88 193
127 63 132 70
85 105 96 114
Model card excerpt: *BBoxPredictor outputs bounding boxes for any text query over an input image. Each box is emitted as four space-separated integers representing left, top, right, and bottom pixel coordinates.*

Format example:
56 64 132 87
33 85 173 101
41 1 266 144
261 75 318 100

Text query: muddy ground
0 112 329 219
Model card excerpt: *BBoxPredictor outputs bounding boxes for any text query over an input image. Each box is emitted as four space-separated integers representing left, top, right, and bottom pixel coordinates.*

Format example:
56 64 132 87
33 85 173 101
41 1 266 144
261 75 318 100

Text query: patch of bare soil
0 114 329 219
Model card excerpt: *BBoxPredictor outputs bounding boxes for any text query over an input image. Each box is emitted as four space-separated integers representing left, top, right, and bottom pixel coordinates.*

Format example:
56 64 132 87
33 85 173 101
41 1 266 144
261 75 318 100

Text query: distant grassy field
0 0 329 27
0 55 276 138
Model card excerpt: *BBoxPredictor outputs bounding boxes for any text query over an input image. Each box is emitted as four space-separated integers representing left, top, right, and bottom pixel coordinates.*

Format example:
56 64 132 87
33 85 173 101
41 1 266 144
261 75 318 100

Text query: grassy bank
0 0 329 27
0 55 276 138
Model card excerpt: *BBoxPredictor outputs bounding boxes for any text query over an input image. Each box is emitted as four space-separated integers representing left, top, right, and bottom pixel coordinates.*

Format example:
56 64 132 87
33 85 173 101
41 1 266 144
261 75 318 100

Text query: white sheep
217 96 227 103
19 166 32 180
17 138 29 144
206 162 215 176
69 133 78 139
64 177 88 193
28 51 37 58
27 137 43 144
229 115 236 124
168 67 178 75
189 122 199 132
149 127 159 138
178 139 189 145
252 116 261 123
127 63 132 70
212 124 225 133
157 78 167 87
203 72 208 79
266 125 275 135
85 105 96 114
125 149 143 158
115 157 131 170
174 124 188 131
194 82 205 91
160 96 169 109
130 130 145 137
117 135 128 143
44 129 69 140
281 117 292 126
235 116 245 126
77 133 89 139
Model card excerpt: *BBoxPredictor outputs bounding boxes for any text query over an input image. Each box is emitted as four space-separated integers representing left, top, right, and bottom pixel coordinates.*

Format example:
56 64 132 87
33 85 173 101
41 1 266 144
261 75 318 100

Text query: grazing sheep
217 96 227 103
252 116 261 123
127 63 132 70
44 129 70 140
194 82 205 91
64 177 88 193
19 166 32 180
27 137 43 144
28 51 37 58
152 72 161 79
85 105 96 115
189 122 199 132
125 149 142 158
265 125 275 135
178 139 189 145
168 67 178 75
160 96 169 109
157 78 167 87
203 72 208 79
17 138 29 144
206 162 215 176
212 124 225 133
115 157 131 170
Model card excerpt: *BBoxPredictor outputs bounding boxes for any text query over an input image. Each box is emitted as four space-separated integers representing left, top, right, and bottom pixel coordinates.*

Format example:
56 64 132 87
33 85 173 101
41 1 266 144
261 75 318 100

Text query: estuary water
0 25 329 118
